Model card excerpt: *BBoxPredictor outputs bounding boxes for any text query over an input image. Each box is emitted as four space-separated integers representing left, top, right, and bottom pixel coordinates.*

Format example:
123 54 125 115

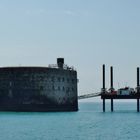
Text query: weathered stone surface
0 66 78 111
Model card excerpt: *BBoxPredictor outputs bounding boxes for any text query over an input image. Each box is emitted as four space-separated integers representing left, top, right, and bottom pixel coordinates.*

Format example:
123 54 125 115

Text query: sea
0 98 140 140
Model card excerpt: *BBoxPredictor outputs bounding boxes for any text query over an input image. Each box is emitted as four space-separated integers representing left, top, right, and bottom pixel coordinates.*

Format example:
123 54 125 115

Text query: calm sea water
0 101 140 140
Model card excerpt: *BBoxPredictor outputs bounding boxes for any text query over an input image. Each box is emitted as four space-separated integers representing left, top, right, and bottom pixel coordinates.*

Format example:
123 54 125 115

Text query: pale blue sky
0 0 140 95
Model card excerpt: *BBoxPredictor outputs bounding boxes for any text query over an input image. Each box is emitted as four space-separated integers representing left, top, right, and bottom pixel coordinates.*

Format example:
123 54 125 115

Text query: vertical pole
137 67 139 94
110 66 114 112
110 66 113 90
103 99 105 112
102 65 106 112
137 67 139 87
103 64 105 92
111 99 113 112
137 99 139 112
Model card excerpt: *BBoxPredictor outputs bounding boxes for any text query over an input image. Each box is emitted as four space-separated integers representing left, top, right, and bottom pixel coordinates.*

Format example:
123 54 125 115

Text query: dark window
72 87 74 92
62 77 65 82
63 87 65 91
58 77 60 82
72 79 74 83
58 86 60 91
52 86 55 90
40 86 43 90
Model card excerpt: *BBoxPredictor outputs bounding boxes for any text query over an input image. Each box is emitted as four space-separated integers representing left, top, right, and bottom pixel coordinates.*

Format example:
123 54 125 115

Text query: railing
78 92 101 99
48 64 75 71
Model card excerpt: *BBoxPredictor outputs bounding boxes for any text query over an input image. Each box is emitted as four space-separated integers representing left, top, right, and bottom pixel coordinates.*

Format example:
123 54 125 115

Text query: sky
0 0 140 95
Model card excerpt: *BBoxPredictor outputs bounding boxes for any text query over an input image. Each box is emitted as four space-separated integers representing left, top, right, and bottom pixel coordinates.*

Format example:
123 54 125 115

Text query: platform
101 64 140 112
101 94 140 99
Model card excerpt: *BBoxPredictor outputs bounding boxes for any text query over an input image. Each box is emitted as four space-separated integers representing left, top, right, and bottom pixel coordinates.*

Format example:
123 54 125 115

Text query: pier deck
101 94 140 99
